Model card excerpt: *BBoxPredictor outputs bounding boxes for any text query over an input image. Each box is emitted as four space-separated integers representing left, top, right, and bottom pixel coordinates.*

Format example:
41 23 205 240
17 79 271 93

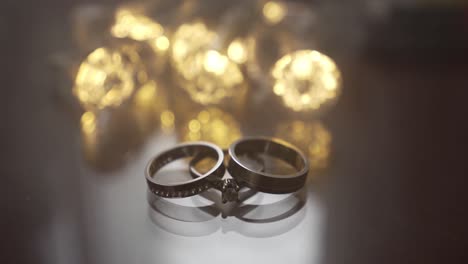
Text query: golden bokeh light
263 1 287 25
275 120 331 170
81 111 97 135
171 22 217 77
271 50 342 112
227 38 248 64
80 111 98 160
152 35 170 52
112 8 164 41
160 110 175 132
204 50 229 75
171 22 244 104
180 50 244 104
181 108 241 149
74 46 145 109
132 79 173 134
79 108 145 170
111 8 170 55
134 80 157 107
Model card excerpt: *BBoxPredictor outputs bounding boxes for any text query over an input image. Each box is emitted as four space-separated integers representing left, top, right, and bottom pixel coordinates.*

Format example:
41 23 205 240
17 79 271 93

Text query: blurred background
2 0 468 263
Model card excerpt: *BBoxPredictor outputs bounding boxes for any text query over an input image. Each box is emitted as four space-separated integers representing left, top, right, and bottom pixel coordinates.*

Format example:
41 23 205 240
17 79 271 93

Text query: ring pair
145 137 309 203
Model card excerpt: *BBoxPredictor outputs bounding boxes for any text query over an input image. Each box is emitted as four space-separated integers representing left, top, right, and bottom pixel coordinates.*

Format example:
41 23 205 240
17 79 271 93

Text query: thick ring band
145 142 225 198
228 137 309 194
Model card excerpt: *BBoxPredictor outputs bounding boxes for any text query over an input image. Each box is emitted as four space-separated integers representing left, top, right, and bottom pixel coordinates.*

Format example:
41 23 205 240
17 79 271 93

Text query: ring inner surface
191 152 264 177
149 145 219 182
234 139 305 175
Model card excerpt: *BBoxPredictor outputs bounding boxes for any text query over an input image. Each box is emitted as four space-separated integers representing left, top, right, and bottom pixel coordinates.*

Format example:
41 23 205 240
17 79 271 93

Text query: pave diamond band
145 142 225 198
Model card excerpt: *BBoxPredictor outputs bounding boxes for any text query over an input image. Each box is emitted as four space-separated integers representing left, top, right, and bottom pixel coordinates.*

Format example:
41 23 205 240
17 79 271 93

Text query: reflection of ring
147 188 307 237
228 137 309 194
234 188 306 223
147 190 220 237
145 142 225 198
147 190 220 222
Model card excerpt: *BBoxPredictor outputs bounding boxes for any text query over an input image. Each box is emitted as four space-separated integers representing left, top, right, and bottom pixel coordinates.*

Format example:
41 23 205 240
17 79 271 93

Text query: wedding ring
145 142 225 198
189 150 265 178
228 137 309 194
188 149 229 179
189 150 265 203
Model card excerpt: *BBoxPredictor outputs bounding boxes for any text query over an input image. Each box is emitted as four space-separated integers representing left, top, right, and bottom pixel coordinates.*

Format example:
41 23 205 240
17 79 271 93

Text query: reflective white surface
79 134 325 264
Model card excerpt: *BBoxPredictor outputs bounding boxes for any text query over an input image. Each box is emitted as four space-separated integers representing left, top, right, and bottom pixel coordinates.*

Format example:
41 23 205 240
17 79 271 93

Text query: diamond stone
221 179 240 203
